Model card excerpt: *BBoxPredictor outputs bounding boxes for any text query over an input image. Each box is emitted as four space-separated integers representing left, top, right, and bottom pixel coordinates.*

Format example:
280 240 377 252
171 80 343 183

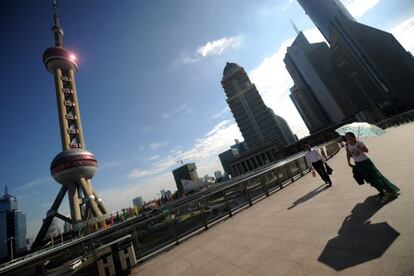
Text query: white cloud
162 103 192 119
211 106 230 119
391 16 414 53
14 176 52 191
149 155 160 161
343 0 379 17
139 126 154 134
149 142 168 150
182 35 243 64
100 160 122 171
128 169 154 179
197 36 242 57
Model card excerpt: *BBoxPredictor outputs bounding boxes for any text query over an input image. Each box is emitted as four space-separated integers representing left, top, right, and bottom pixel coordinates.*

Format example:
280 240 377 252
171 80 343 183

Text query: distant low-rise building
219 140 248 175
214 170 223 182
132 196 144 208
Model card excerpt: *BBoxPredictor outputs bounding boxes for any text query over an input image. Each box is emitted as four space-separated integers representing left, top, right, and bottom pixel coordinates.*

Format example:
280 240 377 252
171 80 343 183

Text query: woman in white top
345 132 400 199
304 144 332 186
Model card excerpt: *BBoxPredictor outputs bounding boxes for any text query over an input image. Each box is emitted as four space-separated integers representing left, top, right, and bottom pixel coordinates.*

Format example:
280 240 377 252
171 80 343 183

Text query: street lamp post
6 237 15 260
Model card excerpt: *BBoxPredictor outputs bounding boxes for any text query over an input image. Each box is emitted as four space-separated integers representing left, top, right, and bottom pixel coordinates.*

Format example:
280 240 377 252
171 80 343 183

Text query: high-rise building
284 31 357 133
33 1 108 248
172 163 199 194
297 0 414 119
221 63 291 149
289 85 330 133
0 187 27 261
296 0 354 41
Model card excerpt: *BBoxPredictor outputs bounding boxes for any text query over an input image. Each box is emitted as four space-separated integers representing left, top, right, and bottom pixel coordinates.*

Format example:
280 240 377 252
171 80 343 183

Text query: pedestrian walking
345 132 400 201
304 144 332 186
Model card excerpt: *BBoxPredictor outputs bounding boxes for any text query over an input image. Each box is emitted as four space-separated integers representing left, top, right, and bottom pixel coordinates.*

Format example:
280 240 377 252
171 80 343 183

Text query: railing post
223 191 233 217
295 159 303 177
167 207 179 245
276 168 283 189
132 225 143 259
303 156 310 172
242 182 253 206
261 176 269 197
91 239 98 273
197 201 208 230
285 164 293 183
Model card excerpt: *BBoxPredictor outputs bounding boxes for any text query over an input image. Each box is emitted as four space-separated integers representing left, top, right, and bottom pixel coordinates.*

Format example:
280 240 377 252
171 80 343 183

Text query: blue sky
1 0 413 237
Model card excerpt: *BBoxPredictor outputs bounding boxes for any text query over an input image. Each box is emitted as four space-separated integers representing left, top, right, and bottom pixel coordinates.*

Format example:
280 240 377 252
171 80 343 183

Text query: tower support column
79 178 102 217
68 184 82 222
68 69 86 147
54 68 71 149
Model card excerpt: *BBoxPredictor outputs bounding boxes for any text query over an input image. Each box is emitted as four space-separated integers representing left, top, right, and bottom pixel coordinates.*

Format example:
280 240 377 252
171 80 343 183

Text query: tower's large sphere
51 149 97 185
43 47 78 74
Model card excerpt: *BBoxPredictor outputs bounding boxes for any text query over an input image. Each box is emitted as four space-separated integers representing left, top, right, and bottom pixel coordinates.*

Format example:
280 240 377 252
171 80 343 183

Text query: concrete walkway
133 123 414 275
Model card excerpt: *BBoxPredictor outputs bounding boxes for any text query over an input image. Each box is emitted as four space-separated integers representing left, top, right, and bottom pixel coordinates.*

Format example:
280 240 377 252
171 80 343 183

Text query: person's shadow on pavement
287 184 330 210
318 195 400 270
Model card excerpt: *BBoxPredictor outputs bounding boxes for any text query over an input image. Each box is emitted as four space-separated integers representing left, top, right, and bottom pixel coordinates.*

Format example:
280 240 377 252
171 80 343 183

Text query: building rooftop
223 62 242 78
133 123 414 275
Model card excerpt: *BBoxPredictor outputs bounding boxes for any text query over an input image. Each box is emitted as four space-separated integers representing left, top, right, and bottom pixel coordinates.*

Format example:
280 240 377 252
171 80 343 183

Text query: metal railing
375 109 414 129
0 139 341 275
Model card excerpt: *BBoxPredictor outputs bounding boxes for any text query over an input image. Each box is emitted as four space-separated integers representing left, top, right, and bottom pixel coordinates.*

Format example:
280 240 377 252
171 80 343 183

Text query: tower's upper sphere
43 47 78 74
51 149 97 184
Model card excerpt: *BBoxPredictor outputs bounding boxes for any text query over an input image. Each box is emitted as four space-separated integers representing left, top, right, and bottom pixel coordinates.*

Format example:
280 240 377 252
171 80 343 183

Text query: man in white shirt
304 144 332 186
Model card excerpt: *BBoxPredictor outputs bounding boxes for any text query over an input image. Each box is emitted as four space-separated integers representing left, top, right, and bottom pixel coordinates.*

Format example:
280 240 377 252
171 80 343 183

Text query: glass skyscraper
0 187 27 261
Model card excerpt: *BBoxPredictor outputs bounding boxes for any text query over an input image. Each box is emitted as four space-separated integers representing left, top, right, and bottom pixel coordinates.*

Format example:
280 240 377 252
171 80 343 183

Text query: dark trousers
313 160 331 184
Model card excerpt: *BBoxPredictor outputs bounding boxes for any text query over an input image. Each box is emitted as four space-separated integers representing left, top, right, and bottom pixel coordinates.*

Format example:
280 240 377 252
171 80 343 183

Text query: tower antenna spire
290 20 300 35
52 0 64 47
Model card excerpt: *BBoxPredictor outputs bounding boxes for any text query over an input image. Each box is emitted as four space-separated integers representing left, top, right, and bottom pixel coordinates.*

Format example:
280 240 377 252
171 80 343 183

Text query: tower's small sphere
50 149 97 185
43 47 78 74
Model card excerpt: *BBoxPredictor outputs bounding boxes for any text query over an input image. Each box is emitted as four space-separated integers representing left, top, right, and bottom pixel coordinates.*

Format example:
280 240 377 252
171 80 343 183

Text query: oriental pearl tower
33 0 108 248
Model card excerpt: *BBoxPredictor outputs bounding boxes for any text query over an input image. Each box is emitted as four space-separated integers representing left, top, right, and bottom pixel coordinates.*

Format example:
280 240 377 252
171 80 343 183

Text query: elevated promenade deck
133 123 414 275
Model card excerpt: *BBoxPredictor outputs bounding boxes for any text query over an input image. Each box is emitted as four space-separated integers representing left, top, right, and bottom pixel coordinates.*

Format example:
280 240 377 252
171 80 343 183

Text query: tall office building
221 63 291 149
289 85 329 133
0 187 27 260
284 31 357 133
297 0 414 120
172 163 199 194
